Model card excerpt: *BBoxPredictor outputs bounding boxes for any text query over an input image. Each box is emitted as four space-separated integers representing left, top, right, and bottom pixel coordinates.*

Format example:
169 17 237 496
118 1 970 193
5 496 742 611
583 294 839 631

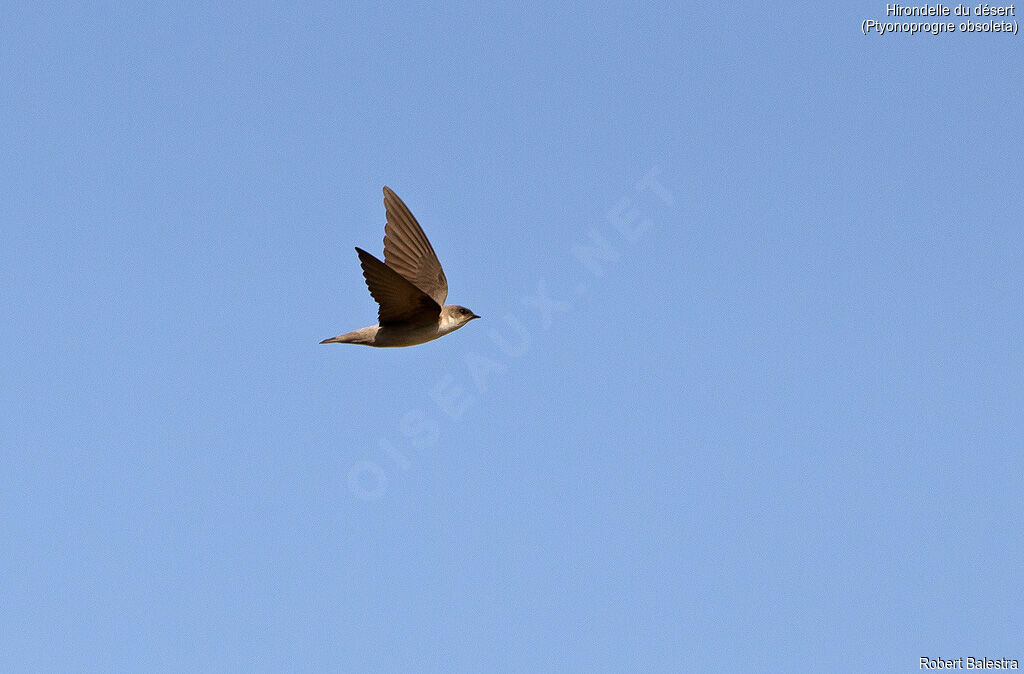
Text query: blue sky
3 2 1022 671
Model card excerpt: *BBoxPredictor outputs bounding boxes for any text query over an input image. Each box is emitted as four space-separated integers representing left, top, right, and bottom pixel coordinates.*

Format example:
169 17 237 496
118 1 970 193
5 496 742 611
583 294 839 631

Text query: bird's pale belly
321 318 466 347
371 323 447 347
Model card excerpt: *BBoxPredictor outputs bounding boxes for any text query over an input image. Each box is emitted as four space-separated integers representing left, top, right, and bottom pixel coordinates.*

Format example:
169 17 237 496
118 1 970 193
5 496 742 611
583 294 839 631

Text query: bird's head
441 305 480 331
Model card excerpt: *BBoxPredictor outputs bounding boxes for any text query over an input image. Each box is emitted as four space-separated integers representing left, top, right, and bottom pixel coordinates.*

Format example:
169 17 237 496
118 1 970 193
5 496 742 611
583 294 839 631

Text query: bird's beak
470 314 481 320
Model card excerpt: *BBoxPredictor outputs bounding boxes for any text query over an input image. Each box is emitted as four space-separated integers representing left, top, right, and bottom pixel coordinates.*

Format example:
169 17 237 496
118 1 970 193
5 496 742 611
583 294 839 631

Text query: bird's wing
382 186 449 306
356 247 441 326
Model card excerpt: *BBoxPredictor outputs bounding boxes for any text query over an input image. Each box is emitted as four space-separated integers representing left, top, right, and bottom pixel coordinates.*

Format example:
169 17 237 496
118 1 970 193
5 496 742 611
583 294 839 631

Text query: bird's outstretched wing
382 186 449 306
356 247 441 326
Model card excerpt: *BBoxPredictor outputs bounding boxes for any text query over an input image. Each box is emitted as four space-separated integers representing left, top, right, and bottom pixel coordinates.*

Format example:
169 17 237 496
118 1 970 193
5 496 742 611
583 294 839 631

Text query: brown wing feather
356 247 441 326
382 186 449 306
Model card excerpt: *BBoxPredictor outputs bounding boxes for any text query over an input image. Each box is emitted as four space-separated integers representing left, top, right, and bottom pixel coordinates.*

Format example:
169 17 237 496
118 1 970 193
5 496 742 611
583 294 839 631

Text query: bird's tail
319 329 371 345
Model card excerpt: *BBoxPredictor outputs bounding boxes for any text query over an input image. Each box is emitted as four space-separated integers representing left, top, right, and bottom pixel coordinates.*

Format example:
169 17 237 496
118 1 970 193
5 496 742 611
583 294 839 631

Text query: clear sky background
3 2 1022 671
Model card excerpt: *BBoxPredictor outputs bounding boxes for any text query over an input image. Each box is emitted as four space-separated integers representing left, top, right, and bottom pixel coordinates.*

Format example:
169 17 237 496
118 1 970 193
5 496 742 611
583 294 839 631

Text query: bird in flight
320 187 480 347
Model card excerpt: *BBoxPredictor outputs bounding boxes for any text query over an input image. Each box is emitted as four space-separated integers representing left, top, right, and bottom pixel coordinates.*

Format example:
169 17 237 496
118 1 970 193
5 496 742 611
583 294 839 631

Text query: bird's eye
460 308 467 315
